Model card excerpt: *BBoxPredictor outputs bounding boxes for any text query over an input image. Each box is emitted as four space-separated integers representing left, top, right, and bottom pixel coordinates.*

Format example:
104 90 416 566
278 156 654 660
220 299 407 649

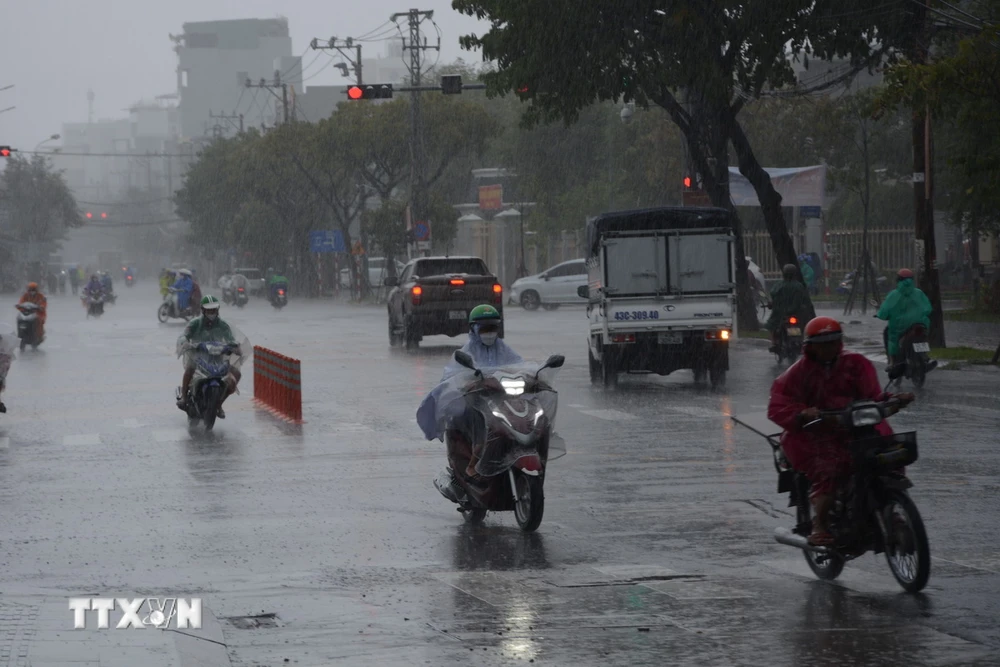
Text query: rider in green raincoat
876 269 932 362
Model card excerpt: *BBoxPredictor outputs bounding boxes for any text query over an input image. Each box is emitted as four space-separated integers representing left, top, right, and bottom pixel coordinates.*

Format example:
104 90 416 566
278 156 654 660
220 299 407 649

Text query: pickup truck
384 256 504 350
580 206 736 388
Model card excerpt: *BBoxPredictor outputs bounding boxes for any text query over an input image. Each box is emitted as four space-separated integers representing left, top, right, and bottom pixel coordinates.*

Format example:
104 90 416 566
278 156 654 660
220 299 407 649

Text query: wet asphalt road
0 283 998 666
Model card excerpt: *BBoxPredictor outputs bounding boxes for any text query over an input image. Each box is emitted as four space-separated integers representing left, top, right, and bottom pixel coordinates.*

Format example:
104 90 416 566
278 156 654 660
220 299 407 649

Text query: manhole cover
223 612 282 629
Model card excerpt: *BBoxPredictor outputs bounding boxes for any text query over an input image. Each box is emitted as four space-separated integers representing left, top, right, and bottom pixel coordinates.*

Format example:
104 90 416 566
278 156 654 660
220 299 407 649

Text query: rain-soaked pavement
0 283 998 666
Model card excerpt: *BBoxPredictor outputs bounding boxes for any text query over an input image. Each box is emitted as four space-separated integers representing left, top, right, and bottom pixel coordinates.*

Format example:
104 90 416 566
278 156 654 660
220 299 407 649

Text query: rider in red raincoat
768 316 913 546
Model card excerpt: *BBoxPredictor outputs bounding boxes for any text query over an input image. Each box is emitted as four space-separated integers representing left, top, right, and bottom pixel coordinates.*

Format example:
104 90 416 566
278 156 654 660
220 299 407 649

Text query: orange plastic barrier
252 346 303 423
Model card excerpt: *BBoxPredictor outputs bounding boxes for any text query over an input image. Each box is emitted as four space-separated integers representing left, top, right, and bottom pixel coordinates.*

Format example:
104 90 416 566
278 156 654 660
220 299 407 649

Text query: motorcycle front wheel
157 304 169 323
202 384 222 431
513 473 544 532
882 489 931 593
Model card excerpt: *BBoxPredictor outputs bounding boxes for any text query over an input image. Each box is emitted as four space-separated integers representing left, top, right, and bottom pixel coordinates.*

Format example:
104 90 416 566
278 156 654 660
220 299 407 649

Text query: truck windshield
415 259 488 276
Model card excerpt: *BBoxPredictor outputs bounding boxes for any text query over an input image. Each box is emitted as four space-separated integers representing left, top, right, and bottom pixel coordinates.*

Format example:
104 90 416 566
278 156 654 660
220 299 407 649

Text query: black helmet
782 264 798 281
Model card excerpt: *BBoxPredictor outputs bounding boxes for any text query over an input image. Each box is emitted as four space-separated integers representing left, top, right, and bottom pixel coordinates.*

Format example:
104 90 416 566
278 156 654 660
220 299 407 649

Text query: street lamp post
34 133 60 152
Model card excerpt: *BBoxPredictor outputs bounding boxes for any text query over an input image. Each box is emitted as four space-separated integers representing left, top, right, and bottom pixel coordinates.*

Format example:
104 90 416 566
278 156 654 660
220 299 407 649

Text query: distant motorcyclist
218 272 233 302
58 270 67 294
876 268 933 365
83 274 104 298
267 269 289 302
171 269 195 314
100 272 114 295
768 317 914 546
160 269 175 298
69 267 81 295
417 304 522 486
177 295 242 419
18 282 47 342
767 264 811 354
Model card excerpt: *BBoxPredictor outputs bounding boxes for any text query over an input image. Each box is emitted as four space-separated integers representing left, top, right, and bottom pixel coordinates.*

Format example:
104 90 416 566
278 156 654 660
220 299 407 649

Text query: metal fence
745 228 915 279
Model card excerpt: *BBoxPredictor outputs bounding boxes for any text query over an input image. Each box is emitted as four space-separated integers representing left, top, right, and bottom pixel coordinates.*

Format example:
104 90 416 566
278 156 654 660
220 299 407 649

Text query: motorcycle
732 365 930 593
432 351 565 532
158 288 194 323
125 274 134 288
15 303 43 350
235 287 249 308
775 316 803 363
83 292 105 318
269 286 288 310
890 324 936 388
175 336 248 431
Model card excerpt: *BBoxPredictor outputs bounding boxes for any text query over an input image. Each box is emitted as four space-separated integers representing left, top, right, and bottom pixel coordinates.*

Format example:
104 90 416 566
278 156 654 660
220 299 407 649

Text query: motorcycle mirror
542 354 565 369
887 362 907 380
454 350 476 370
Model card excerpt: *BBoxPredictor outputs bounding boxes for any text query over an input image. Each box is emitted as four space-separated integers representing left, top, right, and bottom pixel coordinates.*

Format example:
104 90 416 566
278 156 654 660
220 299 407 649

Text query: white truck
579 207 737 388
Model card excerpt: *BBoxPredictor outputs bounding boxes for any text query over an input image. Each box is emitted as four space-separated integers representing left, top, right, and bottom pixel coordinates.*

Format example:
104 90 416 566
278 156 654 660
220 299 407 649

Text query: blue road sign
800 206 822 218
309 230 346 253
413 221 430 242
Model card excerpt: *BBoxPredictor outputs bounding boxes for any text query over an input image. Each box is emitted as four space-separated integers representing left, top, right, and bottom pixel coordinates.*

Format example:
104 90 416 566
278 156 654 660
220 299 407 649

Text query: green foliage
0 153 83 243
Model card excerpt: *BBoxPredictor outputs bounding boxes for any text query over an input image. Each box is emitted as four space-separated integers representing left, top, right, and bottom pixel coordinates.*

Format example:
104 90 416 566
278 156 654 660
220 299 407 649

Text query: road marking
62 434 101 446
576 408 638 421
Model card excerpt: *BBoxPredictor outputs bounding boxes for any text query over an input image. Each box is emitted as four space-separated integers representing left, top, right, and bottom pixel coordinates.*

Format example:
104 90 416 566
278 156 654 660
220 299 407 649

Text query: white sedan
339 257 406 289
509 259 588 310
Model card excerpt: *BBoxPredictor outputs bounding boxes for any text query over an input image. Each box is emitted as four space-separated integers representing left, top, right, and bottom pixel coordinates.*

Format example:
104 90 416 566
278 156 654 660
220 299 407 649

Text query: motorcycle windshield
433 363 562 476
176 326 251 372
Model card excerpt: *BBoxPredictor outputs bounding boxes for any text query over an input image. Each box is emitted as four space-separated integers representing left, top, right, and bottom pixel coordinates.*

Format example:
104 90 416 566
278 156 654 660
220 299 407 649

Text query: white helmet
178 269 192 277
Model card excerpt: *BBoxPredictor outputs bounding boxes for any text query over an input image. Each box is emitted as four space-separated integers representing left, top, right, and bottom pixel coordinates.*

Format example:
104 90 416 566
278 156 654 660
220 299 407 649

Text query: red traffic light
347 86 363 100
0 146 11 157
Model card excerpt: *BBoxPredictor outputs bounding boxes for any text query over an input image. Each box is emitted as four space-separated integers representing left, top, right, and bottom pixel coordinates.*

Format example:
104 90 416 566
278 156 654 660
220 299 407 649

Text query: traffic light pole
310 38 363 85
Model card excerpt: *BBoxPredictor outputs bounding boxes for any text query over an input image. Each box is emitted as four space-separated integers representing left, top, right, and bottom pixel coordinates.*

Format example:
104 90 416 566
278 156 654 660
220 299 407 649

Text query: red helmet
897 268 914 280
804 316 843 344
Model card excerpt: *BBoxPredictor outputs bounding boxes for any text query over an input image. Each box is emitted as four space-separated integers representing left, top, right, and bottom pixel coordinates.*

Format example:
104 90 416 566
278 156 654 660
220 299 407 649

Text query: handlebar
802 398 905 429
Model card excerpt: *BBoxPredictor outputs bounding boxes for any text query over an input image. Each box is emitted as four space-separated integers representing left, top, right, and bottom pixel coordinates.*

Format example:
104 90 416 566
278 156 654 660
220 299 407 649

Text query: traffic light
683 176 692 189
0 146 11 157
441 75 462 95
345 84 393 100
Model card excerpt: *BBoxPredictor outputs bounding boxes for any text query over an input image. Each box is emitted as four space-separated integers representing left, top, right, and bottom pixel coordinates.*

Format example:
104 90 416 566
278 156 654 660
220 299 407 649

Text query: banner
728 165 826 208
478 184 502 210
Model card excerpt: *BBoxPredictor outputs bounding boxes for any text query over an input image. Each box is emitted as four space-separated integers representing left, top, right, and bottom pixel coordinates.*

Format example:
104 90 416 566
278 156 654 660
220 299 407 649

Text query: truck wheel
520 291 540 311
388 314 401 347
709 366 726 389
403 319 419 352
588 345 600 384
601 347 618 387
693 366 707 384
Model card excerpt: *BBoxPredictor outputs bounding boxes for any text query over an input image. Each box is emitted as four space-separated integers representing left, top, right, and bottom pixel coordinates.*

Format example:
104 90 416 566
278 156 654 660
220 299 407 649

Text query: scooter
775 316 803 363
234 286 249 309
269 286 288 310
15 303 43 350
433 351 565 532
176 340 243 431
125 274 134 288
158 288 194 323
890 324 936 388
83 292 105 318
732 365 930 593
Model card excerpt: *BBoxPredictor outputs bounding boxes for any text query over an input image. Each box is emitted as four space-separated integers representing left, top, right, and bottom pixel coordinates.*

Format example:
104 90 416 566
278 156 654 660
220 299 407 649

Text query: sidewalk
0 594 230 667
816 306 998 351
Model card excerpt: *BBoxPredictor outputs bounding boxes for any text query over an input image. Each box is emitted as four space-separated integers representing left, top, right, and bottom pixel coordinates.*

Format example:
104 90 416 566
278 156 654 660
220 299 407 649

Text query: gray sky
0 0 489 148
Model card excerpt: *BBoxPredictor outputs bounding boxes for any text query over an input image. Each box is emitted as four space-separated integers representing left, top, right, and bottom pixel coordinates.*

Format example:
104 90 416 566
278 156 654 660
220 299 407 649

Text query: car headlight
851 406 883 427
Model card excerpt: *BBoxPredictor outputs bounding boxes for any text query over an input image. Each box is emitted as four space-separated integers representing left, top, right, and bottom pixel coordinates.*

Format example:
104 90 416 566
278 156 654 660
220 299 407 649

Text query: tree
0 153 83 249
453 0 909 327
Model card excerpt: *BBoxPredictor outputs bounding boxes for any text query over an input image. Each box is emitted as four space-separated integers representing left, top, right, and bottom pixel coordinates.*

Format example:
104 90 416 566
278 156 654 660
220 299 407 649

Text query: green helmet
469 304 501 324
201 295 221 310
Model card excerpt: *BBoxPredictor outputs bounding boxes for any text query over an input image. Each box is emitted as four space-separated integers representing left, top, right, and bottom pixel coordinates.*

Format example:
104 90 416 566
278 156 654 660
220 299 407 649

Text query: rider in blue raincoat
172 269 195 312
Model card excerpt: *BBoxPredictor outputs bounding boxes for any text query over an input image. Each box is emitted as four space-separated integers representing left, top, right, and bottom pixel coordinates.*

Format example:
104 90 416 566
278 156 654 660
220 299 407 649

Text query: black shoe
216 407 226 419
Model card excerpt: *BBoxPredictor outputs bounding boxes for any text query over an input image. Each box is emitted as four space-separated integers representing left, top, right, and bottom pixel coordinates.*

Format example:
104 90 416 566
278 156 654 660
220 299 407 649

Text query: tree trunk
728 115 815 320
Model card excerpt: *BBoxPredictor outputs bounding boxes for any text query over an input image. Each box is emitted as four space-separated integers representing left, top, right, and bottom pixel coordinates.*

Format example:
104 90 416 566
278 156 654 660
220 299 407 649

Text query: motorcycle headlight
851 406 883 427
501 377 525 395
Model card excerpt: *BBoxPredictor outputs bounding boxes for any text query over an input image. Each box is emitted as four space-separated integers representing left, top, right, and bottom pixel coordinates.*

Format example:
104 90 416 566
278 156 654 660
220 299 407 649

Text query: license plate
912 342 930 353
786 327 801 336
448 310 466 320
658 332 683 345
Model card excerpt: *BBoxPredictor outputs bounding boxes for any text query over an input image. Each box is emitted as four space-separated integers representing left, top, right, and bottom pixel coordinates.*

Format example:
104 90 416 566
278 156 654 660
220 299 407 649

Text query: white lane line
62 434 101 446
576 408 639 421
0 437 9 449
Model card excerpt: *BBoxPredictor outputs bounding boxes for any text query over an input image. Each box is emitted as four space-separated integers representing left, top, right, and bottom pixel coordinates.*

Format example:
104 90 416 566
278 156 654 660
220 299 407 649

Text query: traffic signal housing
345 84 393 100
441 75 462 94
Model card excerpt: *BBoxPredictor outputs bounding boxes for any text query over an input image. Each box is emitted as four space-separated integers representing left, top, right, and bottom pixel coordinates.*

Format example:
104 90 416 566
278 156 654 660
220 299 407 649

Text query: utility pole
245 72 289 126
392 8 440 259
910 0 945 347
310 37 363 85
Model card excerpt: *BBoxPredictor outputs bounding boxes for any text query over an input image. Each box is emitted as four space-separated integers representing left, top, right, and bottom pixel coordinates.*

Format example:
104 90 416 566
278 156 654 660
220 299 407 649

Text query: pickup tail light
411 285 422 306
238 288 245 292
611 333 635 344
493 283 502 304
450 279 465 286
789 317 798 325
705 329 731 341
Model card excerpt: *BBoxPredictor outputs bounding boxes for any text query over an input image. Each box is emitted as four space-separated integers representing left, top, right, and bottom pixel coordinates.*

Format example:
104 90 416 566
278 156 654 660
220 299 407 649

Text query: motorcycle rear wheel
882 489 930 593
157 304 169 323
798 495 846 580
909 352 926 388
514 473 544 532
